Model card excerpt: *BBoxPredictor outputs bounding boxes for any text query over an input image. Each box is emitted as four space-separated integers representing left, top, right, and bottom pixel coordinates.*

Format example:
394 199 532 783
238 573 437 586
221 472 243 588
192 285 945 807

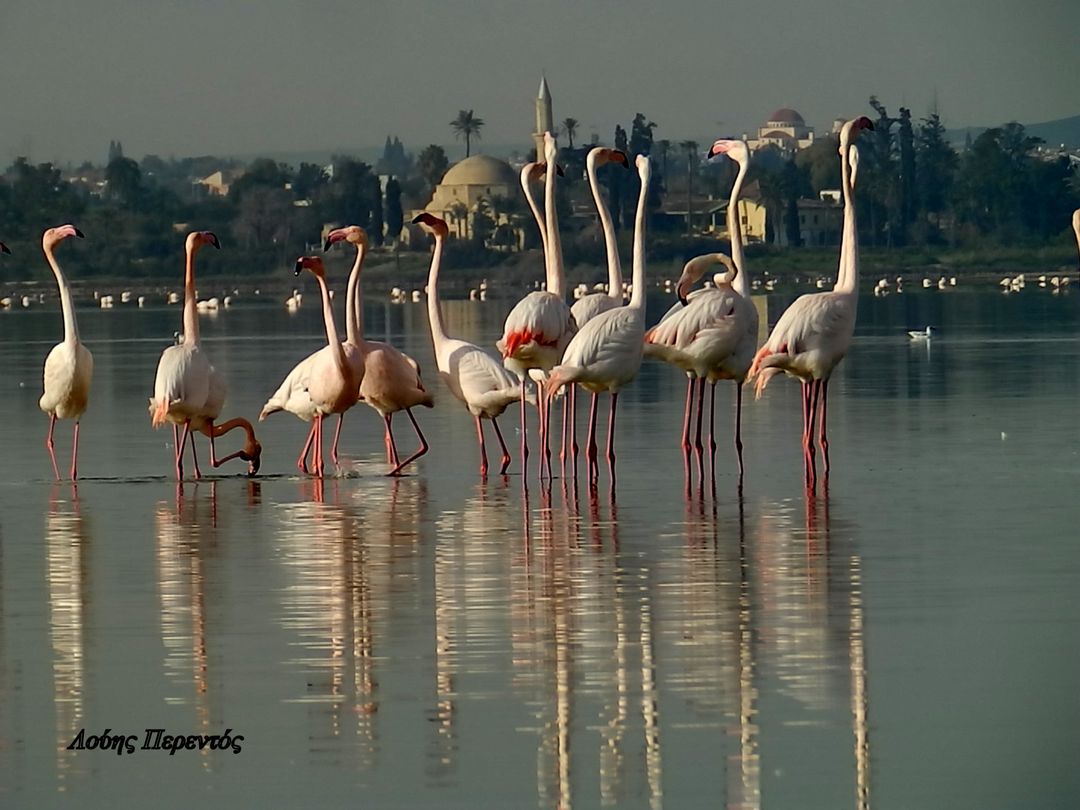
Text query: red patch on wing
502 329 557 359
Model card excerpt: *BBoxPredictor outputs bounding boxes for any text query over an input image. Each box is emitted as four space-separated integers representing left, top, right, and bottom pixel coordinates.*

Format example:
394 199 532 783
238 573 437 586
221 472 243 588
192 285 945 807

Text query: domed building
746 108 816 154
423 155 519 240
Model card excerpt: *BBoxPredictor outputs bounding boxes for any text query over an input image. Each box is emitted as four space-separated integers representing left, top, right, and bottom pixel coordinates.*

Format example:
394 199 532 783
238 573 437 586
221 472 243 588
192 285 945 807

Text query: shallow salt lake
0 285 1078 808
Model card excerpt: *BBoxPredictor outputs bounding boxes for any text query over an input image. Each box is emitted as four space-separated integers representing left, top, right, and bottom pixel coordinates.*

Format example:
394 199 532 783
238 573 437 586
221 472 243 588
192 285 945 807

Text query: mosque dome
440 155 518 187
767 108 806 125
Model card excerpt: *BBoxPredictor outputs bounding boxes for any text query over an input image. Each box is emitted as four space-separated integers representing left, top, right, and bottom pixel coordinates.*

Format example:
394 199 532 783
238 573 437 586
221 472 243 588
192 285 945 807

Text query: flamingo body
41 340 93 420
550 305 644 394
152 343 212 426
498 290 575 375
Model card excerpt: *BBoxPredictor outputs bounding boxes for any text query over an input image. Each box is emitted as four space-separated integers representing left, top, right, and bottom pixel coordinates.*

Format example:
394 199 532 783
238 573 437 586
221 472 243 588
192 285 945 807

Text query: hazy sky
3 0 1077 164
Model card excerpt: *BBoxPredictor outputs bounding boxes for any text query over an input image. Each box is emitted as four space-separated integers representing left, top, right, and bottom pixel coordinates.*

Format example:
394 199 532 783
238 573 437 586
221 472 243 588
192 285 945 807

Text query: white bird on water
908 326 934 341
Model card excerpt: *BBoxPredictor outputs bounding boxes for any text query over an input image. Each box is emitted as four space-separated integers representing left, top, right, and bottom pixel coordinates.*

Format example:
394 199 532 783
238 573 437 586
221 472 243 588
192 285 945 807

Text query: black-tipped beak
207 232 220 249
556 163 565 177
410 214 424 225
73 227 85 239
678 293 689 307
0 243 10 255
322 237 333 252
706 147 718 159
294 259 304 276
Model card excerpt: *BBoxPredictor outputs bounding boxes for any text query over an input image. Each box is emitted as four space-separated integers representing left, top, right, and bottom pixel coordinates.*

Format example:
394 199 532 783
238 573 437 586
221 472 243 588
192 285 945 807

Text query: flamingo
150 231 222 480
746 116 873 487
292 256 362 477
261 227 367 471
545 155 652 485
193 418 262 476
644 138 760 484
38 225 93 481
565 147 630 471
413 212 524 476
1073 209 1079 271
498 131 575 480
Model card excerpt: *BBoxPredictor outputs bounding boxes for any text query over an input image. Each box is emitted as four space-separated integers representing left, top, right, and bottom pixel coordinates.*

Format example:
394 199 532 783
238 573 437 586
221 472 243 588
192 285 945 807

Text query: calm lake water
0 283 1077 808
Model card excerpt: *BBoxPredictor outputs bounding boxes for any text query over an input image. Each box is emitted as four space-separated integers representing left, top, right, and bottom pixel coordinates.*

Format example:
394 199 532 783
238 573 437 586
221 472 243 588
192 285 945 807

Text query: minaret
533 75 553 161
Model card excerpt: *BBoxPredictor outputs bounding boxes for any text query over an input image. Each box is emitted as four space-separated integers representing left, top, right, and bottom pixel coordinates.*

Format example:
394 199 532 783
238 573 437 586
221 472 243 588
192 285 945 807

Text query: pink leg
559 394 568 478
519 379 530 469
46 413 60 481
569 386 579 472
297 421 316 473
388 408 428 476
314 414 324 477
605 392 619 485
818 378 830 475
805 381 820 491
801 383 812 481
693 378 706 484
681 377 694 486
586 392 600 485
188 430 202 480
208 419 217 466
331 414 344 467
175 422 192 481
492 416 511 474
384 414 399 466
543 387 553 481
734 381 745 481
70 421 80 481
708 381 717 483
475 415 489 477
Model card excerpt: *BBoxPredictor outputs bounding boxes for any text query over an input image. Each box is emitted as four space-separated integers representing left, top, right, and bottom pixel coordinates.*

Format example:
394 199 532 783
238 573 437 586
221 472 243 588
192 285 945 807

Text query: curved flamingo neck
425 231 449 348
520 169 549 270
183 246 200 345
587 152 623 299
544 150 566 299
45 242 79 344
834 134 860 297
344 242 366 347
727 154 750 297
314 273 347 375
629 165 649 311
212 417 255 444
1073 213 1080 263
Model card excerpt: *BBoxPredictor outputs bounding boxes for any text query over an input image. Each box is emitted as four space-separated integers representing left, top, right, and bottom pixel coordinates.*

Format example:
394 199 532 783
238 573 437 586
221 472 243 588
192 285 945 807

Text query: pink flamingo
414 213 524 475
193 418 262 476
150 231 220 480
565 147 630 471
644 138 759 483
292 256 362 477
39 225 93 481
261 227 367 471
498 131 575 479
747 116 873 487
545 155 652 485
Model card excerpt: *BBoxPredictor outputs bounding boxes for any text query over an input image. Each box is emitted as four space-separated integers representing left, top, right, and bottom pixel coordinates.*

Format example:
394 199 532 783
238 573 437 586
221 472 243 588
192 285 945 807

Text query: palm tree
450 109 485 157
561 117 579 150
680 140 699 235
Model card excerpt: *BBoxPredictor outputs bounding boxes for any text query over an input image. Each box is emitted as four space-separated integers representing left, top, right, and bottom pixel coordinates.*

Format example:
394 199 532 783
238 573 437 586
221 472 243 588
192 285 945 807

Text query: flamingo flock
5 120 1078 495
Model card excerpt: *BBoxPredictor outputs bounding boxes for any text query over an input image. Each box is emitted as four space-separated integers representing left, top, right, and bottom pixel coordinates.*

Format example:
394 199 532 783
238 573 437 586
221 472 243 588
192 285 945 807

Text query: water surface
0 286 1077 808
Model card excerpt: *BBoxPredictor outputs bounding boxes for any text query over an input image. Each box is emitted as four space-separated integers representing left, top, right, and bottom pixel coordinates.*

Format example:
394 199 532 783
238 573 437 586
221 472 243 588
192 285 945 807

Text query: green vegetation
0 99 1076 289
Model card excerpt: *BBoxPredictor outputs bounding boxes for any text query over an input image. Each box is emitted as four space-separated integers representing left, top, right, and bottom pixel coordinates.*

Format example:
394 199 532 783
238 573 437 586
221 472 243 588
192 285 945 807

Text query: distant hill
948 114 1080 149
224 142 532 168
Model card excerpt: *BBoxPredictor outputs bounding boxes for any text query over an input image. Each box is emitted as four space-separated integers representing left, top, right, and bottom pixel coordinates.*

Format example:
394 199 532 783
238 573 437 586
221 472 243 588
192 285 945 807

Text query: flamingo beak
294 259 305 276
677 284 689 307
322 236 334 252
555 163 565 177
206 232 220 249
72 227 85 239
247 446 262 477
0 242 10 255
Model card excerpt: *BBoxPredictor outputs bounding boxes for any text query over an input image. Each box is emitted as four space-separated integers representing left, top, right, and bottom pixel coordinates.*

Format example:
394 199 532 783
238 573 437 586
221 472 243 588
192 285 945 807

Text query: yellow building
422 155 519 240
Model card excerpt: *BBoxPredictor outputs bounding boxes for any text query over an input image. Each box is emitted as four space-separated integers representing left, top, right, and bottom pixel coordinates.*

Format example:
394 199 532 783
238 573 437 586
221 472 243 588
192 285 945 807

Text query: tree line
1 98 1076 281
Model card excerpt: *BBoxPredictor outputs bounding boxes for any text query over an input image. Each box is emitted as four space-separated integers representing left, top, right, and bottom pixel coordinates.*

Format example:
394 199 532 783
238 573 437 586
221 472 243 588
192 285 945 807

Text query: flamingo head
411 212 449 238
676 253 736 305
186 231 220 252
588 147 630 171
706 139 749 165
241 439 262 477
635 154 651 184
294 256 325 278
543 131 558 164
42 224 85 250
323 225 368 252
0 241 9 255
839 116 875 155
